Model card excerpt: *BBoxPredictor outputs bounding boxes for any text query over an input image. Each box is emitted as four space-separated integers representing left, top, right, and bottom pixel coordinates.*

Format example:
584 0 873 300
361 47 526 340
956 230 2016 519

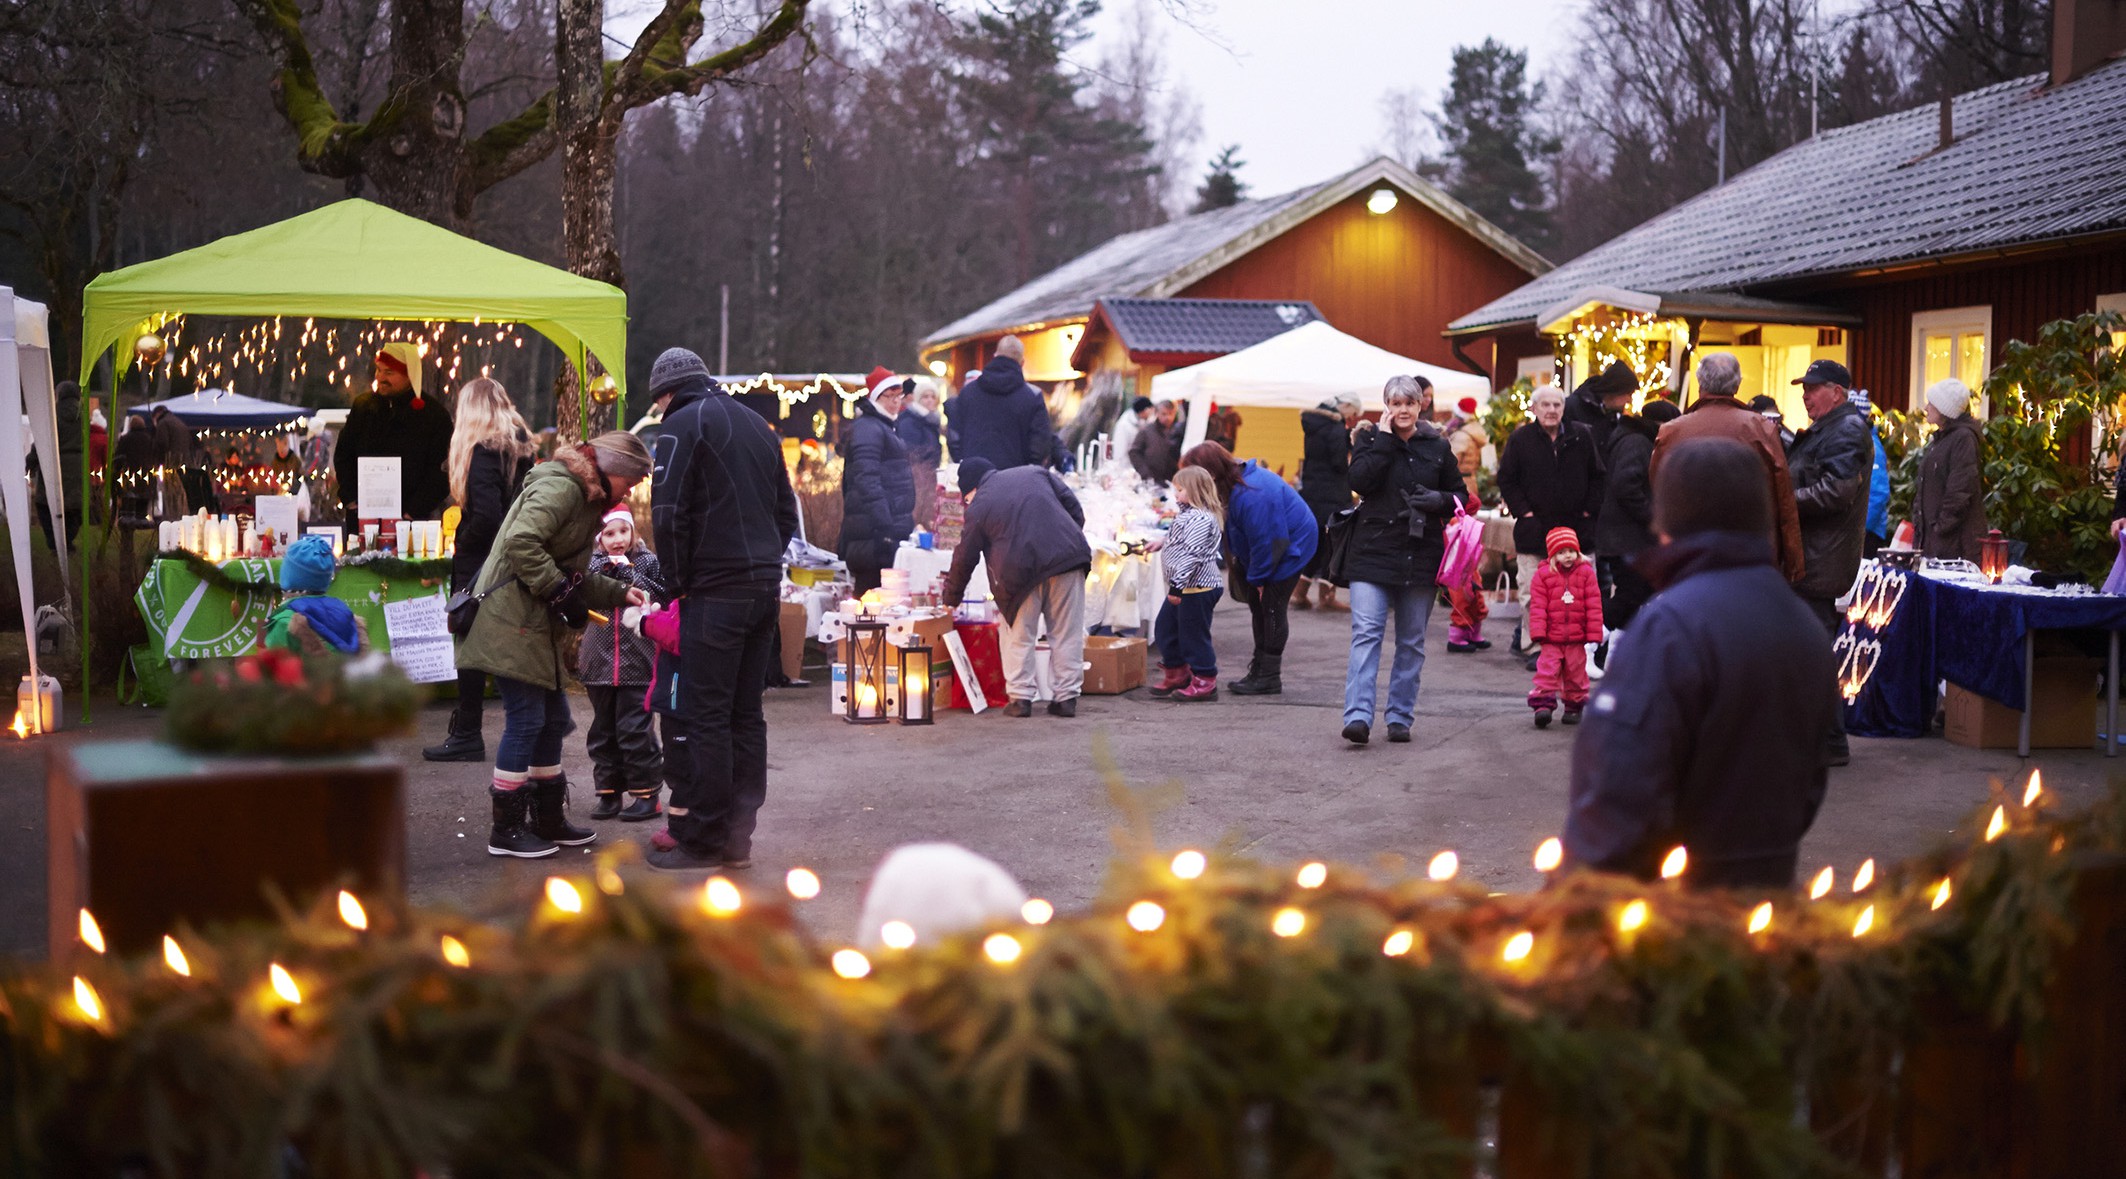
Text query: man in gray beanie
644 346 802 872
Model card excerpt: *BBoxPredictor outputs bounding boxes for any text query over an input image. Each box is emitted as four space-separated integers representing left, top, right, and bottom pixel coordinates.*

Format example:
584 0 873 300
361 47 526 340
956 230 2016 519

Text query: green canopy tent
81 198 628 402
77 200 628 715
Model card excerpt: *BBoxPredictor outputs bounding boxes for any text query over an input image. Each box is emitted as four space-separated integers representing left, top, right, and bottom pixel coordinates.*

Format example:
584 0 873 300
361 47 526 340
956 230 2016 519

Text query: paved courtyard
1 598 2112 958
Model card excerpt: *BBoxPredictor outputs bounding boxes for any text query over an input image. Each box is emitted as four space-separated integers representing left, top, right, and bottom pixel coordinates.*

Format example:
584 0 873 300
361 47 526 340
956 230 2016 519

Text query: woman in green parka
459 431 655 859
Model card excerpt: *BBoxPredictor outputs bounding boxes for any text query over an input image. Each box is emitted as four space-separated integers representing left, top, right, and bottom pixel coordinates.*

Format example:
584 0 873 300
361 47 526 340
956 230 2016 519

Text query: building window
2100 293 2126 352
1911 306 1992 406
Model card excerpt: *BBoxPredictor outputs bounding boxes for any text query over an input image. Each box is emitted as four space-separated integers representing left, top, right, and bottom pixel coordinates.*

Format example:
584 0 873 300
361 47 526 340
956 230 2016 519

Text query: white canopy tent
0 289 69 731
1154 320 1493 452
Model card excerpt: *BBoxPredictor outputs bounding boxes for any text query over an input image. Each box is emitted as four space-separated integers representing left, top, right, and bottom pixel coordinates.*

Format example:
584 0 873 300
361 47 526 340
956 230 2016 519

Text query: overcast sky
1107 0 1574 195
611 0 1577 197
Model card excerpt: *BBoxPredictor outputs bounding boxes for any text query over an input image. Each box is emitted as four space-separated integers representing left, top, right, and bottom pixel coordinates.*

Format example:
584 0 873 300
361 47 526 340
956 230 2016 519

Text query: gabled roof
1075 297 1323 368
923 157 1551 350
1451 58 2126 335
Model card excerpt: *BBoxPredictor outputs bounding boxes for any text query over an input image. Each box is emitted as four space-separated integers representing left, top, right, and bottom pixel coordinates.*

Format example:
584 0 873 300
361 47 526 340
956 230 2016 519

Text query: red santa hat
603 505 636 529
1545 527 1581 558
866 365 897 394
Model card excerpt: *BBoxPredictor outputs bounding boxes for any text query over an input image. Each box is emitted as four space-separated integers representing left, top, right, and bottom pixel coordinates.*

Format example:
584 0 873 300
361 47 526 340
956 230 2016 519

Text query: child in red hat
1526 526 1602 727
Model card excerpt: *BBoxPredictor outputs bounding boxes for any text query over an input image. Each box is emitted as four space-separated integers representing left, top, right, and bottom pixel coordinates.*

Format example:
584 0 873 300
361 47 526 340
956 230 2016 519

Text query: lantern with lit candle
844 619 891 724
896 643 934 725
1979 529 2009 584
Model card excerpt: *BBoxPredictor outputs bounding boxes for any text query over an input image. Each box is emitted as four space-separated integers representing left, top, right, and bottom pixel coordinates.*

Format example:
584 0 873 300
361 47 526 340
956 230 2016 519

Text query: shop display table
137 556 452 659
1845 565 2126 755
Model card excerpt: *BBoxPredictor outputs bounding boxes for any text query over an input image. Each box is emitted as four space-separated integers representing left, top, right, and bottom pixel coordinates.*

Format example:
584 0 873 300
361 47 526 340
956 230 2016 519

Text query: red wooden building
1448 18 2126 422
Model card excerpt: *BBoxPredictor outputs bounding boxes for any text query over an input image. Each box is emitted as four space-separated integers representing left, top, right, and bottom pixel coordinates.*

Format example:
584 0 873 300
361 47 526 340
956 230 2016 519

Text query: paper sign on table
382 592 456 683
254 495 299 548
941 629 987 713
356 456 403 520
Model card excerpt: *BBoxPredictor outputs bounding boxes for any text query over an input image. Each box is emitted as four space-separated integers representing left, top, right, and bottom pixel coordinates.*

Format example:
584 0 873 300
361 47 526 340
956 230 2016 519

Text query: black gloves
546 572 590 630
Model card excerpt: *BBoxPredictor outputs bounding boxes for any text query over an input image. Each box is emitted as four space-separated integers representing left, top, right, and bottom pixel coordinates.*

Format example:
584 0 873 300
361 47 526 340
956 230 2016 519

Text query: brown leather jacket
1649 396 1806 585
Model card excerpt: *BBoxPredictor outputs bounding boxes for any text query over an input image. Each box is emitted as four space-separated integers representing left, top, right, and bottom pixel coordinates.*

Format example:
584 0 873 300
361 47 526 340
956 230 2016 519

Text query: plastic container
17 674 63 734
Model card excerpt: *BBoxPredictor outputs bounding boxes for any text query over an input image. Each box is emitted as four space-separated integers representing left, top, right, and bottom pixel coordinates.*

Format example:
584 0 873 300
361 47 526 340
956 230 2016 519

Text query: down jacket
1785 400 1874 600
1343 422 1467 588
575 547 666 686
1593 415 1660 559
1912 413 1986 563
650 375 801 598
1527 558 1603 644
458 447 633 691
1298 406 1353 519
451 439 533 593
1224 461 1319 585
947 354 1053 470
839 399 917 563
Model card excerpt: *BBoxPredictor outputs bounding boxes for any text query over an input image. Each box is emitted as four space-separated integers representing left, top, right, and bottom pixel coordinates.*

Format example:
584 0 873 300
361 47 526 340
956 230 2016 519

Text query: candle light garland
4 770 2114 1175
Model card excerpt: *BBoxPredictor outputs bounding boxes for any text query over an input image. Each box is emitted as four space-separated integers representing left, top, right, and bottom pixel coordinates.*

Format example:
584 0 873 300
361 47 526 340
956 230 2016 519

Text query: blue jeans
1344 581 1437 728
1154 588 1222 675
494 677 574 773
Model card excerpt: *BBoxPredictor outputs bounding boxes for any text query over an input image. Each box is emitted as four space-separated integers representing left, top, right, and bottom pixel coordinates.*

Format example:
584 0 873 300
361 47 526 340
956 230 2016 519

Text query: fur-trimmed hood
553 444 611 510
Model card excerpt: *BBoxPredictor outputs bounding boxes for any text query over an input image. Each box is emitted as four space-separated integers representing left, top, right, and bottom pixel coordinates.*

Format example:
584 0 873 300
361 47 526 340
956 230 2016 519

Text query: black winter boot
487 787 557 858
589 792 623 820
618 788 663 822
1229 654 1283 696
422 706 485 763
529 775 597 846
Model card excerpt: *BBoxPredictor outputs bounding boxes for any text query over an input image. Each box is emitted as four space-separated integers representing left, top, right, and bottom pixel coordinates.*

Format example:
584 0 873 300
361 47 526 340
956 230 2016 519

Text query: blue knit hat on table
280 535 337 593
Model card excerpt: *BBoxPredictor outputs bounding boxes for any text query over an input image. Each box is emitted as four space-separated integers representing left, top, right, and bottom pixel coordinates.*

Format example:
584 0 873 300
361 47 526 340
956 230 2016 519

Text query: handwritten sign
356 456 402 520
382 592 455 683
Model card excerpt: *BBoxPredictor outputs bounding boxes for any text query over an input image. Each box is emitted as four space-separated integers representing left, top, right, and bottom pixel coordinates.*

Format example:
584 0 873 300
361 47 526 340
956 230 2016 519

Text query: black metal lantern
897 643 935 725
843 619 891 724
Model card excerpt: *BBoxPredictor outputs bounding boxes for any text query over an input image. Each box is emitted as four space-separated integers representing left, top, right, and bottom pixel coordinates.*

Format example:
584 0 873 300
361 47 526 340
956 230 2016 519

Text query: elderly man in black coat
942 458 1093 718
1565 437 1835 889
1497 385 1604 663
1784 359 1874 768
946 335 1054 470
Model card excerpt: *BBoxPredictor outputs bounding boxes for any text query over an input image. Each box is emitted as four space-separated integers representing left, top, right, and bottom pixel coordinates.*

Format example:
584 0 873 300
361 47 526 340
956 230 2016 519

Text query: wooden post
1496 1070 1587 1179
1897 995 2016 1179
2011 854 2126 1178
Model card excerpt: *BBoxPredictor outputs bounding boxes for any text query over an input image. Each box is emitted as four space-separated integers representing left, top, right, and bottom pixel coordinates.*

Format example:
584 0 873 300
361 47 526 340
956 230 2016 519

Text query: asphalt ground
3 596 2117 958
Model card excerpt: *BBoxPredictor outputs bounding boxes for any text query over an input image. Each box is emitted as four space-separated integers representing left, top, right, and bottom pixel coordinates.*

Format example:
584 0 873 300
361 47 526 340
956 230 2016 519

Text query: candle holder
896 644 934 725
1979 529 2010 584
843 620 891 725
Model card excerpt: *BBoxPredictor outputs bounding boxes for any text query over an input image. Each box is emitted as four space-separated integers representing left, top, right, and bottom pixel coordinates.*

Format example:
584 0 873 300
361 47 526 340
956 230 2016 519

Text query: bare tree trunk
557 0 624 289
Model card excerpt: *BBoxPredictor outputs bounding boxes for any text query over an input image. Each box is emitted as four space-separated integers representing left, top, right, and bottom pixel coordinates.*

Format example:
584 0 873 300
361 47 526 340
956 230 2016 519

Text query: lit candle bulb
2022 769 2043 808
73 976 105 1024
1809 866 1835 899
440 936 471 968
831 949 871 979
785 868 821 900
1852 905 1875 938
545 877 583 915
78 909 106 955
1021 898 1054 925
983 933 1023 965
1501 931 1534 963
1125 901 1165 932
1984 805 2007 842
1532 838 1563 872
1930 878 1953 910
1747 901 1773 934
1427 851 1459 882
163 935 191 977
1617 899 1649 933
1295 862 1328 889
1851 859 1875 893
1659 846 1688 880
1170 849 1207 880
268 963 302 1005
1271 907 1307 938
1383 929 1416 957
703 877 742 916
337 890 368 931
879 920 917 949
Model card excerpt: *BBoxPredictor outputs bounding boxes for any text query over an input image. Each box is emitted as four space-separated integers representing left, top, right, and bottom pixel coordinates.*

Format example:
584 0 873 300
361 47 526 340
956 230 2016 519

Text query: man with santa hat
838 366 917 594
334 341 455 520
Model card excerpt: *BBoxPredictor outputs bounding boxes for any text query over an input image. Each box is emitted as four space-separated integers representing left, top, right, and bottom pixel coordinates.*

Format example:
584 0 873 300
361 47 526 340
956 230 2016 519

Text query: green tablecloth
136 558 452 659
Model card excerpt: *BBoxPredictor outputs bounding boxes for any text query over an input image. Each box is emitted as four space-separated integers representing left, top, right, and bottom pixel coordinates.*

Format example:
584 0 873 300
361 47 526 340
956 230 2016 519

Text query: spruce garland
3 773 2115 1177
154 550 453 598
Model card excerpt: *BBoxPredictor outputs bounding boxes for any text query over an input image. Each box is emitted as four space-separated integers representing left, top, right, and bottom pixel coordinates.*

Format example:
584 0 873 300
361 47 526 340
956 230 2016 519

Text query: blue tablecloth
1846 569 2126 738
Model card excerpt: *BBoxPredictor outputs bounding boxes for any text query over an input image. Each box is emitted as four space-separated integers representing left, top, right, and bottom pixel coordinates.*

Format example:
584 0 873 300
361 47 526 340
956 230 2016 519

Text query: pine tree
1191 145 1248 213
1432 39 1556 252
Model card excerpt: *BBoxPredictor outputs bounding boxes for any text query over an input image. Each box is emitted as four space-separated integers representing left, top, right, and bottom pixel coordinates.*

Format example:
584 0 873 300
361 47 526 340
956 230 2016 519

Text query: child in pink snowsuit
1527 526 1602 728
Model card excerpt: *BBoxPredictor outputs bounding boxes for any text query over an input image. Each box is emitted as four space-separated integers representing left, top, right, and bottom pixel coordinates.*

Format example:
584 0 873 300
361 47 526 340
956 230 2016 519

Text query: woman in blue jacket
1180 441 1317 696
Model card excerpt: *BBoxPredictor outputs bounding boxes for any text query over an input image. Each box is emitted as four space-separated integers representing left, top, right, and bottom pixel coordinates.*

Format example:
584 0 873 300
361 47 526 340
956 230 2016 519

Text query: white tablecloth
892 542 1164 632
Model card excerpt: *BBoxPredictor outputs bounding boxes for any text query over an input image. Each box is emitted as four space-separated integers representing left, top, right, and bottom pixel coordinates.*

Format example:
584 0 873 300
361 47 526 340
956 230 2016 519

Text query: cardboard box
1944 656 2100 750
1081 635 1148 695
779 600 809 681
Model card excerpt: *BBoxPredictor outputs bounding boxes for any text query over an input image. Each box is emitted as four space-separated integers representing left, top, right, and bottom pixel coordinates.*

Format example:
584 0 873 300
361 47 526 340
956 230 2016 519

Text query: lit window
1911 306 1991 411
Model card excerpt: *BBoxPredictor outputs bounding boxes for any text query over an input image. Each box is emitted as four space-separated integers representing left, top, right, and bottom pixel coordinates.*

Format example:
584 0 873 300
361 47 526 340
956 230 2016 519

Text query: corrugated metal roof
1451 59 2126 333
923 157 1550 349
1097 297 1323 356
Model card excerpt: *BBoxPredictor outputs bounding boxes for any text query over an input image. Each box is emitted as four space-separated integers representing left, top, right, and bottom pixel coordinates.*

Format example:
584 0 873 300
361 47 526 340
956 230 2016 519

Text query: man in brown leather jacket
1649 352 1806 586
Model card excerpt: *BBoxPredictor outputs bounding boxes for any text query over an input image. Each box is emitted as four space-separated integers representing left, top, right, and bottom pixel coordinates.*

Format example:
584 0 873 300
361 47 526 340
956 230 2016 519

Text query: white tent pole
1181 388 1213 452
0 288 41 725
15 298 67 593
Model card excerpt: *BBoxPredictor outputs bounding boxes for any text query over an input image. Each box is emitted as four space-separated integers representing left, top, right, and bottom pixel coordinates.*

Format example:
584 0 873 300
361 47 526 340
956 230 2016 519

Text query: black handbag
1320 506 1360 587
445 571 511 638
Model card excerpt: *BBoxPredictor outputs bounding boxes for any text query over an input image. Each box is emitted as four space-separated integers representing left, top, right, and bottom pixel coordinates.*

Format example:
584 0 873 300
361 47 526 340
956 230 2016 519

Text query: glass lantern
897 644 935 725
844 620 891 724
1979 529 2009 584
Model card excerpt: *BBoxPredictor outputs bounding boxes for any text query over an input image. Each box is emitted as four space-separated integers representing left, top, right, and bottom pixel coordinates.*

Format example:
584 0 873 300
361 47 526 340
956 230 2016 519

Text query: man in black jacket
644 347 802 871
1496 386 1604 662
946 335 1054 470
334 343 454 519
1562 361 1637 457
1566 437 1834 889
1785 359 1873 768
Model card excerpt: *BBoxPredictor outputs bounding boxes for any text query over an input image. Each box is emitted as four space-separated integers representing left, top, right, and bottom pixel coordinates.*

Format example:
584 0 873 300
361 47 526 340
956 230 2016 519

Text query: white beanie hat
1925 377 1972 419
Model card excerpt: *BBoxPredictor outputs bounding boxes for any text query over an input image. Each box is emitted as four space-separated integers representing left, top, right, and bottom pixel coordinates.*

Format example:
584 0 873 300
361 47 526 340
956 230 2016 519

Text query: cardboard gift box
1082 635 1148 694
1944 656 2101 750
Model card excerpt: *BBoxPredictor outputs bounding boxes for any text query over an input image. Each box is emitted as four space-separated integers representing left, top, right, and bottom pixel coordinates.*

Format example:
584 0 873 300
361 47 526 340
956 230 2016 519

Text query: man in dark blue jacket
643 347 801 872
945 335 1054 470
1565 436 1834 889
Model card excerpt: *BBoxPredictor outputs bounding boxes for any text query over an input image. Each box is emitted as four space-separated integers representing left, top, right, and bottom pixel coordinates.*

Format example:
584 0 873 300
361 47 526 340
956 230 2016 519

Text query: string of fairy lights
133 316 539 399
51 764 2051 1019
1554 311 1684 392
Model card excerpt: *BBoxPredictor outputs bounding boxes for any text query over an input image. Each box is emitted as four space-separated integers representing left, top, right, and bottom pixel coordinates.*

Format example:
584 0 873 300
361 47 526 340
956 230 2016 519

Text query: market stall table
136 555 453 661
1843 562 2126 756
